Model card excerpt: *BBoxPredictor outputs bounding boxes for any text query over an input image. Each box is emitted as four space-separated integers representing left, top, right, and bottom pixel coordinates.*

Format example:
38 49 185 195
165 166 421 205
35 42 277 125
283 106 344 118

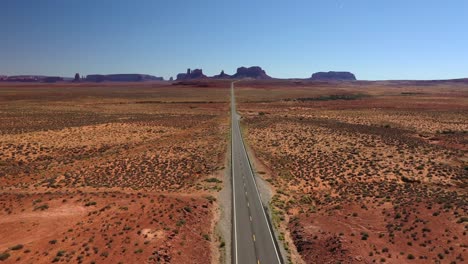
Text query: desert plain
236 80 467 264
0 81 230 263
0 79 467 264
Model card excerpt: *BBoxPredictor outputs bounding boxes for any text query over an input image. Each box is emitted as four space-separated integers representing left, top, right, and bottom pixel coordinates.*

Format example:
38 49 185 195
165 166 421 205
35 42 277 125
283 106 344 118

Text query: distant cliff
310 71 356 81
232 66 271 79
176 69 207 80
1 75 63 82
43 77 64 83
85 74 163 82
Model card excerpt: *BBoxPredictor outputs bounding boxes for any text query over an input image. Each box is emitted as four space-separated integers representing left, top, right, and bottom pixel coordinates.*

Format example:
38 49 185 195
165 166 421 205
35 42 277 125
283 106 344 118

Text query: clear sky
1 0 467 80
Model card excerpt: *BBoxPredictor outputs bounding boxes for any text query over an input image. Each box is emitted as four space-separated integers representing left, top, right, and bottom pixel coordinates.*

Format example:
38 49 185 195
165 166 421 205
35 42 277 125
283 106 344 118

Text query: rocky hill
232 66 272 79
176 69 207 80
310 71 356 81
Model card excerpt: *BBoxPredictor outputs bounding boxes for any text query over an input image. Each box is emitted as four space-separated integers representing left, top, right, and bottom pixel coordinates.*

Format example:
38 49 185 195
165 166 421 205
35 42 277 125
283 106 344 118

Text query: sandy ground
1 80 466 264
0 82 231 263
236 81 467 264
217 148 232 264
0 191 215 263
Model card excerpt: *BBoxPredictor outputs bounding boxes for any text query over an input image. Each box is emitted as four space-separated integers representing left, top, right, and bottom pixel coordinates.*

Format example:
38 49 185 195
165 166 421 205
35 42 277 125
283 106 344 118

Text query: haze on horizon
1 0 467 80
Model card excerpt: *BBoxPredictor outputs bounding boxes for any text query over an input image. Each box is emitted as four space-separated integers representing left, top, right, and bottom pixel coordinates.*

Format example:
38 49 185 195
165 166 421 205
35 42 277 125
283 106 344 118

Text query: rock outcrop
176 68 207 80
212 70 232 79
74 73 80 82
310 71 356 81
85 74 163 82
176 73 187 81
232 66 271 79
189 69 206 79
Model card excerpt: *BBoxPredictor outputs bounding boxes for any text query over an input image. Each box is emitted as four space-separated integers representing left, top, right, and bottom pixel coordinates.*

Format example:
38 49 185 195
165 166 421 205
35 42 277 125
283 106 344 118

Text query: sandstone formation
85 74 163 82
74 73 80 82
43 77 64 83
176 73 187 81
310 71 356 81
232 66 271 79
189 69 206 79
176 68 207 80
212 70 232 79
3 75 47 82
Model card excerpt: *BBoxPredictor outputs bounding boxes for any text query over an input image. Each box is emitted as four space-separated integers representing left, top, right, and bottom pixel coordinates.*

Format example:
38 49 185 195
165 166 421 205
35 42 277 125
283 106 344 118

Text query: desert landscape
3 1 467 263
236 80 467 264
1 78 467 264
0 81 230 263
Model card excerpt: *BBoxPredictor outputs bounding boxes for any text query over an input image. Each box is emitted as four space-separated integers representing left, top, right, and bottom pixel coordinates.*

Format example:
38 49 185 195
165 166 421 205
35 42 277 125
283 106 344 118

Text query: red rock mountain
310 71 356 81
232 66 272 79
176 69 207 80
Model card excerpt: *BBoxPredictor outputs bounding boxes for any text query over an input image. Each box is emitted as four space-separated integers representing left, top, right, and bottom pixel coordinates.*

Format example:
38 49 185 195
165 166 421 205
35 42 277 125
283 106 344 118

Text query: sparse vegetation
237 82 468 264
33 204 49 211
0 252 10 261
10 244 24 250
0 83 229 264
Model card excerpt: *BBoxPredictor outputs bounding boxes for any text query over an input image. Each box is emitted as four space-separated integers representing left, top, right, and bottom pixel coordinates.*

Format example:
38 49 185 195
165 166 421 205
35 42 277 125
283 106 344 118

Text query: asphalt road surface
231 82 282 264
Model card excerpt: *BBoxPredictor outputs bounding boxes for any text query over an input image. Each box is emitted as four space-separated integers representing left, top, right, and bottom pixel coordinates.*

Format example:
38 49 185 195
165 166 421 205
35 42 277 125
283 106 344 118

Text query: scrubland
0 81 229 263
237 81 467 264
1 79 466 264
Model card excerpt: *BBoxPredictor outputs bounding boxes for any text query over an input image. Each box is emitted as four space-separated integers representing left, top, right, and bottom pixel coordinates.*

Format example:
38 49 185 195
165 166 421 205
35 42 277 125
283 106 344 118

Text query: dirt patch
0 192 215 263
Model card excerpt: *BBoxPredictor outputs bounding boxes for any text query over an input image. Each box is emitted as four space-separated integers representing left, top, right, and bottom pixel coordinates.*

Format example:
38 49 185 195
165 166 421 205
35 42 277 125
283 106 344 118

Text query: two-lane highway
231 82 282 264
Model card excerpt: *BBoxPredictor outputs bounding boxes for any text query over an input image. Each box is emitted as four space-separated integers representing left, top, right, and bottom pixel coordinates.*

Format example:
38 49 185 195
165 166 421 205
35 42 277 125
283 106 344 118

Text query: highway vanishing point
231 82 282 264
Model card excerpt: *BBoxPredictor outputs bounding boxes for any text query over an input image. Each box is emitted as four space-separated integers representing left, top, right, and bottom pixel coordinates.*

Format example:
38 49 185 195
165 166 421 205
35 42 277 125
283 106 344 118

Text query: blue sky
1 0 467 80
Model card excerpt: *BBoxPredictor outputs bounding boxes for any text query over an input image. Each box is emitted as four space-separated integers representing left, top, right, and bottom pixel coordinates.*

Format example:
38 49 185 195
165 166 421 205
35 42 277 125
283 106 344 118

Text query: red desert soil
236 80 467 264
0 81 230 263
0 192 213 263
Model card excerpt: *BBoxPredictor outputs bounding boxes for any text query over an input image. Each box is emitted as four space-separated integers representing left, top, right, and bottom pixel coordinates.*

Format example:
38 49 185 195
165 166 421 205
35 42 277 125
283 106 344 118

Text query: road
231 81 282 264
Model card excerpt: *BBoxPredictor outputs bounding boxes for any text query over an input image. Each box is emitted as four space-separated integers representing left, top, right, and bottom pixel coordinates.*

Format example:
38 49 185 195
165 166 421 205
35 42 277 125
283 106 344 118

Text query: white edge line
231 82 238 264
236 104 282 263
